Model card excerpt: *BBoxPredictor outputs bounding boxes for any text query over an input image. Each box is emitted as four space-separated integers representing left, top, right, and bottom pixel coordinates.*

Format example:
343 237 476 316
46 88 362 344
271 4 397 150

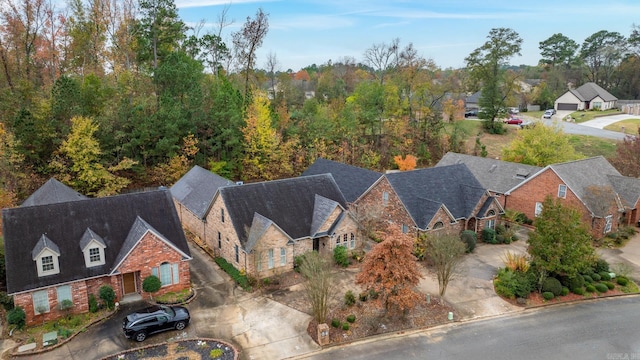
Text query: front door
123 272 136 294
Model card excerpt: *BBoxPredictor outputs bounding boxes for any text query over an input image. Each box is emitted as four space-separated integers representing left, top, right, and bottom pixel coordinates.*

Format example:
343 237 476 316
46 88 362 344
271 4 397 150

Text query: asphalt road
302 296 640 360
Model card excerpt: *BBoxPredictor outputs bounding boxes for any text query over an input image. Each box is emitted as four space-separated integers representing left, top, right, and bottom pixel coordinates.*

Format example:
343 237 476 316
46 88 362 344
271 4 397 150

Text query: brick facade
15 232 191 326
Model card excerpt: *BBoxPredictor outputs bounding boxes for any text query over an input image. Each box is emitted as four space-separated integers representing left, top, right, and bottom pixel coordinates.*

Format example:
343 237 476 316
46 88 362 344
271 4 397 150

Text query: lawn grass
569 109 622 123
603 119 640 135
568 135 618 159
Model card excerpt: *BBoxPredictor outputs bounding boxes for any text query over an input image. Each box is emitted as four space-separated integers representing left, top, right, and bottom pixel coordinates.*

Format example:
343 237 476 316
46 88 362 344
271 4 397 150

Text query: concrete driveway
579 114 639 129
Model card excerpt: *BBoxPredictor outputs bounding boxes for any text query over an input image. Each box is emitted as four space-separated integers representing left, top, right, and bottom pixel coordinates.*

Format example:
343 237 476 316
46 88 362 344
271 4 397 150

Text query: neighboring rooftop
301 158 382 203
20 178 87 207
170 165 235 219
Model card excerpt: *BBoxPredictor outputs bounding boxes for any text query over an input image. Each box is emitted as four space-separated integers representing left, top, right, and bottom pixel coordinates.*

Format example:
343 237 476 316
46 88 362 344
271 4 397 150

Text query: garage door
557 103 578 110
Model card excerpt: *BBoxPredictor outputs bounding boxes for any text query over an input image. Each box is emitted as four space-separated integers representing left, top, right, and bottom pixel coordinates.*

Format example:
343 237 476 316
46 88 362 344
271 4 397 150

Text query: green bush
215 257 251 291
604 281 615 290
142 275 162 294
342 322 350 331
88 294 98 313
594 258 610 273
210 349 224 358
495 224 506 235
331 319 340 328
293 253 309 273
7 307 25 330
585 284 596 293
617 277 629 286
369 289 379 299
571 287 585 295
511 235 519 242
567 275 585 290
346 314 356 323
59 299 73 311
0 292 14 310
594 283 608 293
503 236 512 244
591 273 601 281
333 246 350 267
561 287 569 296
58 327 73 339
542 292 554 300
495 234 505 244
99 285 116 310
482 228 496 243
494 268 534 299
344 290 356 306
541 277 562 296
460 230 477 253
583 275 594 284
359 292 368 302
598 272 611 281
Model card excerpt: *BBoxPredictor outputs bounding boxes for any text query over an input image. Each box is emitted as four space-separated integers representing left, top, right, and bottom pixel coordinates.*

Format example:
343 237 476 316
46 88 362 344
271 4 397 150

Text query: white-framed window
350 233 355 249
268 249 274 269
535 202 543 217
558 184 567 198
33 290 50 314
42 256 54 272
335 236 341 246
604 215 613 233
402 224 408 234
36 249 61 277
57 285 72 303
153 262 180 286
89 247 101 263
485 219 495 229
382 191 389 205
433 221 444 229
280 248 286 266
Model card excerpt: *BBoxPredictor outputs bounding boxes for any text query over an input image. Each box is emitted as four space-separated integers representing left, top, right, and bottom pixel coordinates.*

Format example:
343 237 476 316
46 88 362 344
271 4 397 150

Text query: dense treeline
1 0 640 205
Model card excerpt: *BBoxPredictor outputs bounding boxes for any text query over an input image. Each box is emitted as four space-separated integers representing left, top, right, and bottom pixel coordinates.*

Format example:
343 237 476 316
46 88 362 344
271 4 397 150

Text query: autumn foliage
355 225 423 317
393 154 417 171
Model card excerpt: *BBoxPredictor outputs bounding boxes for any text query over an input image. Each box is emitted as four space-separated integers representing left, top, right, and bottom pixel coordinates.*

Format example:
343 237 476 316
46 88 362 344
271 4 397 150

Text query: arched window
433 221 444 229
487 210 496 217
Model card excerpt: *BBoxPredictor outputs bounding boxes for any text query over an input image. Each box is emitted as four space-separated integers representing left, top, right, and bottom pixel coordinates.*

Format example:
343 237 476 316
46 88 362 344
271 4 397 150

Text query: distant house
301 158 382 204
506 157 640 238
354 164 503 236
20 178 87 207
465 91 481 111
3 188 191 325
435 152 542 207
554 82 617 111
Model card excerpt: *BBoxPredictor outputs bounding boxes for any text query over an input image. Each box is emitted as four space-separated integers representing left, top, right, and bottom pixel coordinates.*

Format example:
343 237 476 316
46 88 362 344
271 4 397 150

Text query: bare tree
363 38 399 84
299 251 334 323
265 51 279 98
232 7 268 97
424 232 466 298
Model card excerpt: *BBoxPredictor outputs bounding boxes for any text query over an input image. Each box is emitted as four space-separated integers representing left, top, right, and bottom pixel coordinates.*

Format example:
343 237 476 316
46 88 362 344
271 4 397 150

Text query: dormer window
80 228 106 268
32 235 61 277
42 256 54 272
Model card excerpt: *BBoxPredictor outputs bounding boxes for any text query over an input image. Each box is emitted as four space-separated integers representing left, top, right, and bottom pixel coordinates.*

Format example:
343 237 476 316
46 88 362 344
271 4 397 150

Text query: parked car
504 117 523 125
543 109 555 119
122 305 190 342
464 109 478 118
508 107 519 115
520 120 535 129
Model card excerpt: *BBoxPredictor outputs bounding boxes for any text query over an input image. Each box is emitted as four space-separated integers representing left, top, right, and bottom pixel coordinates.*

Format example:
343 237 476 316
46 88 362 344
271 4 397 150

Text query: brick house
301 158 382 204
170 165 236 245
201 174 359 278
354 164 503 237
436 152 542 208
2 188 192 325
505 156 640 238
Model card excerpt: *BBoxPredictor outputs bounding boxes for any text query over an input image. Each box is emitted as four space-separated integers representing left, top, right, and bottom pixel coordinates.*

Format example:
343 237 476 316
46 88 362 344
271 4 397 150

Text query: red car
504 117 523 125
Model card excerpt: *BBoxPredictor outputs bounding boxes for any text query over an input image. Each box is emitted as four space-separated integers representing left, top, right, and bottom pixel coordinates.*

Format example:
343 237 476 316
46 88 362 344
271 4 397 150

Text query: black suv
122 305 190 342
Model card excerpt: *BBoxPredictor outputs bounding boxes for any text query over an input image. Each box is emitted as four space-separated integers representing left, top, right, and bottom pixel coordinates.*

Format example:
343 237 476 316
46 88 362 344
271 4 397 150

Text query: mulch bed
101 339 236 360
526 287 626 307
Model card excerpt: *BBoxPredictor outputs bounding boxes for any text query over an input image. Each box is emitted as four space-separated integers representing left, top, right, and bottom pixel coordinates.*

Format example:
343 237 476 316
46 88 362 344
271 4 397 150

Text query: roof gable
2 189 190 295
310 195 342 236
575 82 617 102
301 158 382 203
170 165 235 219
219 174 347 248
31 235 60 260
607 175 640 208
21 178 87 207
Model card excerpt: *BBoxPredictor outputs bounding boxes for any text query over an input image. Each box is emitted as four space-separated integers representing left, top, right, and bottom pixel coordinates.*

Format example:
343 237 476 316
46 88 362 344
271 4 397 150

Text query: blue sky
177 0 640 72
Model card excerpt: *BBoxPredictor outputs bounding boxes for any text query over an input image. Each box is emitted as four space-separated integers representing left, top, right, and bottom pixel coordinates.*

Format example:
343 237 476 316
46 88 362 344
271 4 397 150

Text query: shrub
210 349 224 358
88 294 98 313
594 283 608 293
594 258 610 273
585 284 596 293
561 287 569 296
460 230 477 253
591 273 601 281
494 268 534 299
604 281 615 290
511 235 519 242
503 237 512 244
58 328 73 339
59 299 73 311
215 257 251 291
346 314 356 323
482 228 496 243
293 254 306 273
495 235 505 244
501 251 530 273
542 292 554 300
368 289 379 299
0 292 14 310
598 272 611 281
333 246 350 267
495 224 506 235
571 287 585 295
617 277 629 286
583 275 594 284
567 275 585 290
142 275 162 294
344 290 356 306
99 285 116 310
342 322 350 331
359 292 368 302
7 307 25 330
331 319 340 328
541 277 563 296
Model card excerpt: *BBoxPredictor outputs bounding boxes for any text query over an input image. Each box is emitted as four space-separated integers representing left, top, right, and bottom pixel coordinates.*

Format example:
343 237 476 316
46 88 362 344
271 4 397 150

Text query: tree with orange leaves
355 225 423 317
393 154 417 171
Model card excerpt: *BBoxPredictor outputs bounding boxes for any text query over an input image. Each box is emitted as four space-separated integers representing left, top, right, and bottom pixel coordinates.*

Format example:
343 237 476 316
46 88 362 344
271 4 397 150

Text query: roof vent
488 164 497 173
235 181 244 185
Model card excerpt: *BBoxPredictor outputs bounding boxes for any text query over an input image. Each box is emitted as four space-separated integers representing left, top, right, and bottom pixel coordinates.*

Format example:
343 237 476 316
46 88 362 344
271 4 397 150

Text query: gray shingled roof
2 189 190 295
301 158 382 203
219 174 347 250
436 152 542 194
170 166 235 219
385 164 488 229
608 175 640 209
575 82 617 102
21 178 87 207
